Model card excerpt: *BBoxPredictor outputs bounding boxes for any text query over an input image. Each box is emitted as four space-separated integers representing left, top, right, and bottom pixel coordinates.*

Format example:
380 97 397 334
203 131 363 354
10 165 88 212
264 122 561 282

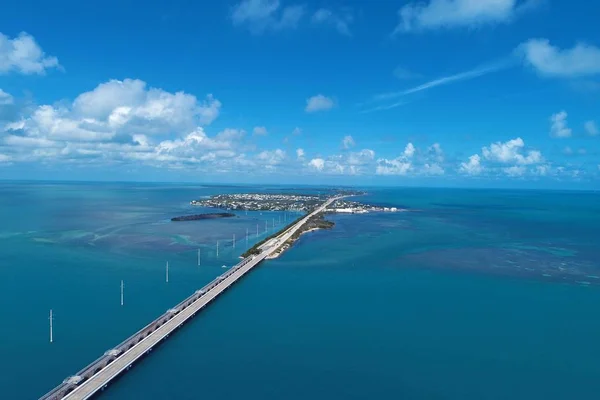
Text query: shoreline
265 227 322 259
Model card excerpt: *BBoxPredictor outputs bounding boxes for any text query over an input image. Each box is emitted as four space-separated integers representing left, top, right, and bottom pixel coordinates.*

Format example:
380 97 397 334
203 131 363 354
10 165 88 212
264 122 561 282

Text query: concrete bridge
39 197 338 400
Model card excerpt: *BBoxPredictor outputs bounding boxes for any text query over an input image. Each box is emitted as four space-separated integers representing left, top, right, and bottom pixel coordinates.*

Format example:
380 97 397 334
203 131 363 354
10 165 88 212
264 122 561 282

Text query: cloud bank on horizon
0 0 599 186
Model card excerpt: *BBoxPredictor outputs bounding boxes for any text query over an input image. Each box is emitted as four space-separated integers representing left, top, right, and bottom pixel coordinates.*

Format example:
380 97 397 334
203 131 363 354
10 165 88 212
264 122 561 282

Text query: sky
0 0 599 188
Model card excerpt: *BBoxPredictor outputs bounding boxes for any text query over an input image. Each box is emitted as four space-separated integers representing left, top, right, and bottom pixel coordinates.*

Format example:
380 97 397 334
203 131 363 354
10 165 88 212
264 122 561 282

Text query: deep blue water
0 182 599 399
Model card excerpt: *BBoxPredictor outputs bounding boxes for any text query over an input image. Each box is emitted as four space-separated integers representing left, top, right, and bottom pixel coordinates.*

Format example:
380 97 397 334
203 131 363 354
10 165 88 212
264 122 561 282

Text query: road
40 196 338 400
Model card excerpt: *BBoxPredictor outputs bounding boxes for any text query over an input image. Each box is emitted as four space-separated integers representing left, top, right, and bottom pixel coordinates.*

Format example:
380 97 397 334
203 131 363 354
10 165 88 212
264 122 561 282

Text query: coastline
265 226 322 259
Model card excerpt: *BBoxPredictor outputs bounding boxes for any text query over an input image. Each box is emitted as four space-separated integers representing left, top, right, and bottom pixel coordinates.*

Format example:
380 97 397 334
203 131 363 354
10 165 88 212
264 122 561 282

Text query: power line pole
216 240 219 258
166 261 169 283
49 309 53 343
233 234 235 249
197 248 201 266
120 280 124 306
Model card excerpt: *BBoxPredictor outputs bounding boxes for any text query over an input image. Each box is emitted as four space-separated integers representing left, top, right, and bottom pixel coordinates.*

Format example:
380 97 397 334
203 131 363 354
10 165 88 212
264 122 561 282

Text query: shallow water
0 182 599 399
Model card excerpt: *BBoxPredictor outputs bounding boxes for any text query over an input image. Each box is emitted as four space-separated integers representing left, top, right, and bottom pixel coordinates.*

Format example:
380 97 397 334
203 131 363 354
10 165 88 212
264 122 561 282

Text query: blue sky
0 0 599 188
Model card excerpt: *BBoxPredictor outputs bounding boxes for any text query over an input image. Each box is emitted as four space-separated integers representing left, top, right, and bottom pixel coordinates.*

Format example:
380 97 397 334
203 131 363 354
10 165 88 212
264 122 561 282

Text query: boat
222 265 227 268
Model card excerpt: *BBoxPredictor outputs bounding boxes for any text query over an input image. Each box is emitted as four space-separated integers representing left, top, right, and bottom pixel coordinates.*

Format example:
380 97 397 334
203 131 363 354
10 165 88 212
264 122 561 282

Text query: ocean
0 182 599 399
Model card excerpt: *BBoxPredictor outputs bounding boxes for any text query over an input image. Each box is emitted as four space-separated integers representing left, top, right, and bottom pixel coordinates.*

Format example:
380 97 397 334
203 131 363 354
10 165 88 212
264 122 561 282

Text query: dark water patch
400 246 600 286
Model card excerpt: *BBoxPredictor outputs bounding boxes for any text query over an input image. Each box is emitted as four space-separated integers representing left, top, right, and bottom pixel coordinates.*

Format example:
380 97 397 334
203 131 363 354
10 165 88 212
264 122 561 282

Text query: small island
171 212 235 222
241 212 334 259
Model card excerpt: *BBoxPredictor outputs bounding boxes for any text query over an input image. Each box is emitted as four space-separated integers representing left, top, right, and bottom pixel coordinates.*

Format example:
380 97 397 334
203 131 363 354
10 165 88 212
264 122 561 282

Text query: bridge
40 196 338 400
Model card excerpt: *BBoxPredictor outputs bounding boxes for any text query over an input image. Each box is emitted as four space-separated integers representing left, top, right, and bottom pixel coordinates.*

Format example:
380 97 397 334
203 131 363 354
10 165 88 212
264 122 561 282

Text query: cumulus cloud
423 163 445 175
376 158 412 175
403 142 416 158
231 0 305 34
308 158 325 171
0 89 13 105
549 111 572 138
482 137 542 164
520 39 600 78
393 0 531 34
5 78 222 147
346 149 375 166
305 94 334 112
305 148 375 175
459 154 483 175
342 135 355 149
427 142 444 162
256 148 286 165
376 143 416 175
253 126 268 135
311 8 353 36
292 127 302 135
296 148 305 159
0 32 60 75
0 79 248 171
584 120 598 136
503 165 526 177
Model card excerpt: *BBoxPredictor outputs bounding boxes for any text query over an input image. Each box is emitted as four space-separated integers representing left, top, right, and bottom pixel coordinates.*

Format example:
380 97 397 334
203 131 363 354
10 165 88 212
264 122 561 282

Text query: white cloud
482 137 542 164
0 89 13 105
231 0 305 34
308 158 325 171
549 111 571 138
0 153 11 163
376 158 412 175
584 120 598 136
427 142 444 162
292 127 302 135
256 148 286 165
296 148 305 159
0 32 60 75
504 165 526 177
403 142 416 158
311 8 353 36
253 126 268 135
459 154 483 175
375 142 415 175
533 164 550 176
423 163 445 175
372 61 509 103
520 39 600 78
346 149 375 165
305 94 335 112
393 0 527 34
342 135 355 149
6 79 222 147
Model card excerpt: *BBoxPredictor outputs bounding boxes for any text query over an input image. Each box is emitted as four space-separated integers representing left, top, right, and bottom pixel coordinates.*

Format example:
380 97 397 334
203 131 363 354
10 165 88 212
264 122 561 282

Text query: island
171 212 235 222
241 212 334 259
189 191 401 214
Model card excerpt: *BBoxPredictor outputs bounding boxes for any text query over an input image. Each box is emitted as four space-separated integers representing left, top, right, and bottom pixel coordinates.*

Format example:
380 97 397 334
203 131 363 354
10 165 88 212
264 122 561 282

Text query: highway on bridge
40 196 338 400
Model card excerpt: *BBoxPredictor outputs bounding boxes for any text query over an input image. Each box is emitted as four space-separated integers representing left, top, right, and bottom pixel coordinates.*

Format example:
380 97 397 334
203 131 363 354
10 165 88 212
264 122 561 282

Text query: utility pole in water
233 234 235 249
216 241 219 258
166 261 169 283
120 280 124 306
49 309 53 343
197 249 201 266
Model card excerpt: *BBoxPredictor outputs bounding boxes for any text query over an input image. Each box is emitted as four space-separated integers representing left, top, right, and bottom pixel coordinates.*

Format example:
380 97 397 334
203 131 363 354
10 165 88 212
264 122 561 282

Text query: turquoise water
1 182 599 399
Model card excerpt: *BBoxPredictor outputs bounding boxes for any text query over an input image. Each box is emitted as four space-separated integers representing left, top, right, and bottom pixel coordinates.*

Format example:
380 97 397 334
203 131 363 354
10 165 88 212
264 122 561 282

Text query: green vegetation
241 214 307 258
286 213 334 243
